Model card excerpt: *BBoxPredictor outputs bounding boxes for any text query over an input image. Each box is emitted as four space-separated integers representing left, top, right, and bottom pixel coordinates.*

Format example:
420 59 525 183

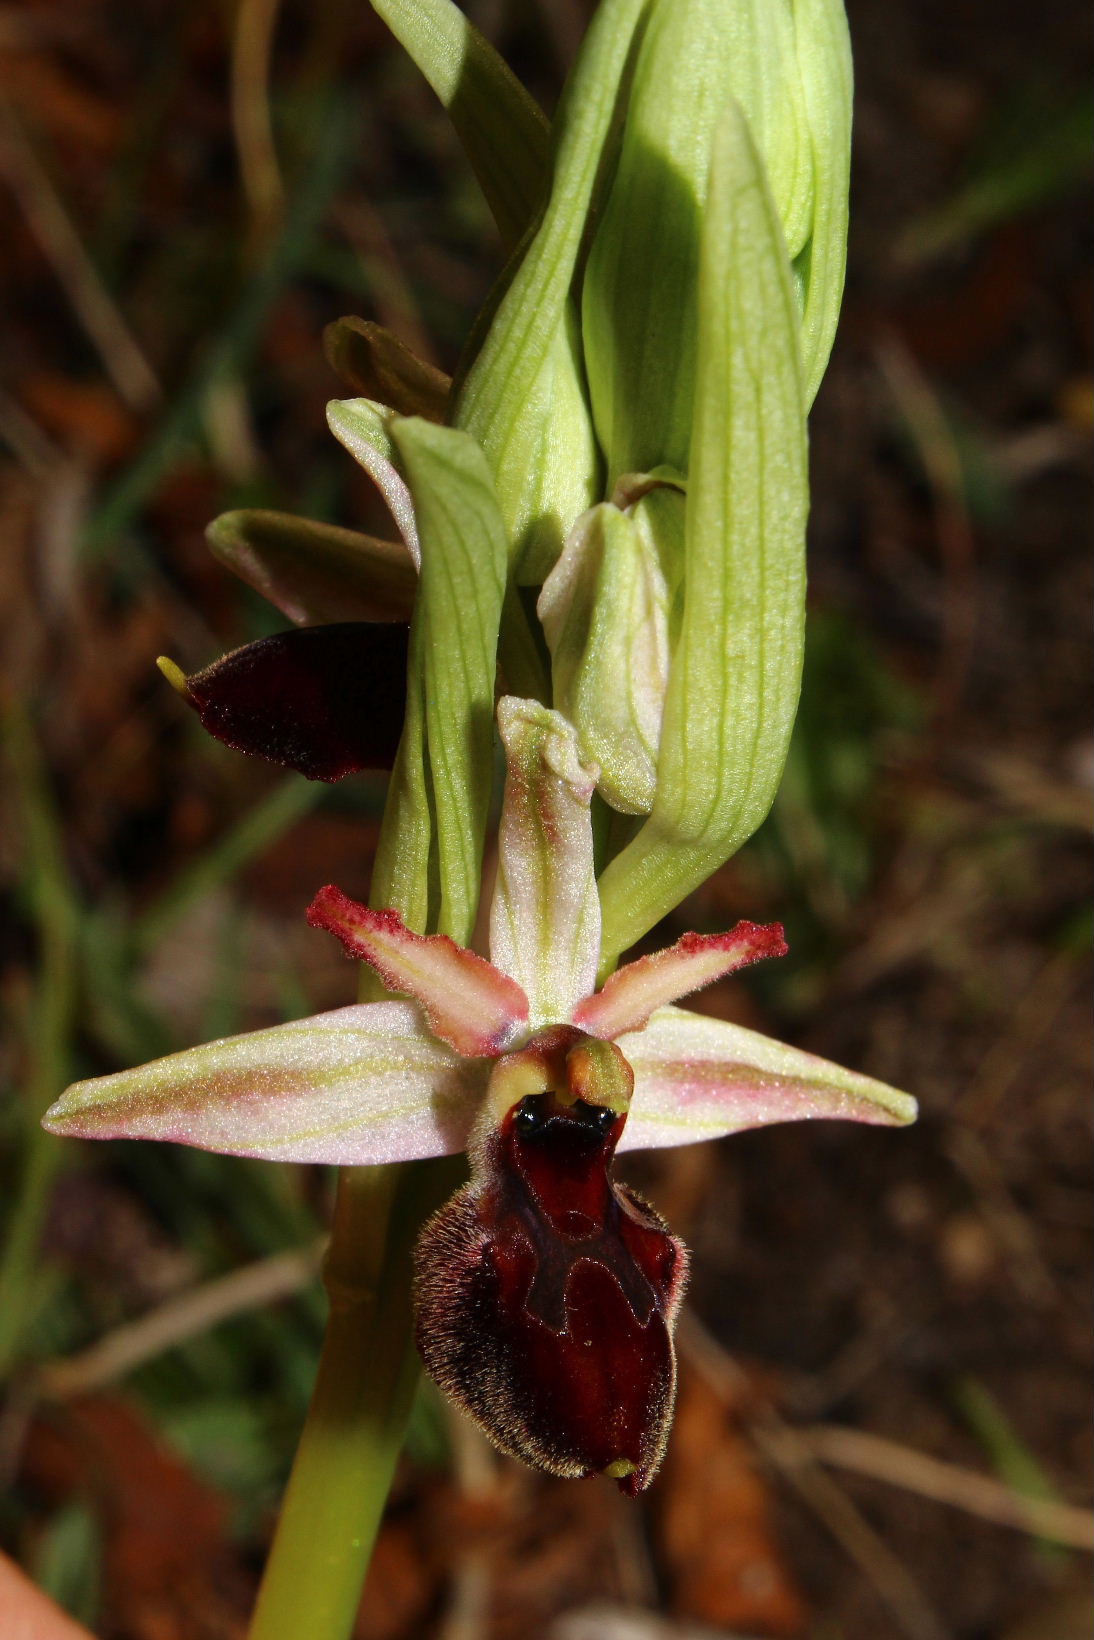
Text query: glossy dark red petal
414 1093 688 1493
180 622 408 781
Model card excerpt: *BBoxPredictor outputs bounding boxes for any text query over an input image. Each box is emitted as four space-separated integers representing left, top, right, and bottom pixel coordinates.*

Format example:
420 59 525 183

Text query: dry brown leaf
22 1394 250 1640
652 1368 806 1638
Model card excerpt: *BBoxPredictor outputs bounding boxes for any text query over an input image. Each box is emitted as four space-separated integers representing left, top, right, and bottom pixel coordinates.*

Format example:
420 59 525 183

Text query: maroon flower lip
170 621 409 781
415 1046 688 1496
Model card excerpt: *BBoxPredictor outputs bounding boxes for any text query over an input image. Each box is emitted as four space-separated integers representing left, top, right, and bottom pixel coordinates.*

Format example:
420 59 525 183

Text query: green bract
597 102 808 963
369 0 549 251
582 0 804 479
379 419 508 941
582 0 851 484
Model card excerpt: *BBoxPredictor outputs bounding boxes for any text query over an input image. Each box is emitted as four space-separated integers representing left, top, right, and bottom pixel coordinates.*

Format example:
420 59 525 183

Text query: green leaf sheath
794 0 853 406
370 648 433 933
452 0 650 566
369 0 549 249
597 102 808 969
391 419 507 945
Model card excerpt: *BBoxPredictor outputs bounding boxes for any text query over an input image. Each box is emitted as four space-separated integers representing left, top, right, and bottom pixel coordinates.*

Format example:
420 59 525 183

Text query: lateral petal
617 1005 917 1152
575 924 787 1040
308 886 529 1057
42 1003 487 1165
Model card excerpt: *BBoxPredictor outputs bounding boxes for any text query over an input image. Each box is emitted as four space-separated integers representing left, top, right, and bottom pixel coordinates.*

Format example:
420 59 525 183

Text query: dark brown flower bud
414 1027 688 1493
159 622 408 781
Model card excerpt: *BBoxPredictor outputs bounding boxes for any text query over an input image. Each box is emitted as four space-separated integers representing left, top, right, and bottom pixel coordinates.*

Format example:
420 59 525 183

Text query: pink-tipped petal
616 1006 917 1151
42 1002 487 1165
574 923 787 1040
308 886 529 1057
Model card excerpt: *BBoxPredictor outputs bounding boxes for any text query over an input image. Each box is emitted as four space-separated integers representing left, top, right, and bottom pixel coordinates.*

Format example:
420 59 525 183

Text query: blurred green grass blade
81 96 355 558
370 0 550 250
31 1500 102 1629
132 776 323 955
92 7 189 281
201 905 247 1042
0 709 79 1377
403 1374 450 1470
900 88 1093 260
954 1377 1068 1565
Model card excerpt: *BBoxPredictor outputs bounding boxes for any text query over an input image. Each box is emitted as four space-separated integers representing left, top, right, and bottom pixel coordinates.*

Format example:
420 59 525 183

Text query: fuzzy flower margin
43 698 915 1169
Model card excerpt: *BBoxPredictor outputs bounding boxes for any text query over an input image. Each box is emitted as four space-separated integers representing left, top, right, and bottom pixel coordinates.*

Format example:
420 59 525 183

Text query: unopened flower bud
538 480 684 814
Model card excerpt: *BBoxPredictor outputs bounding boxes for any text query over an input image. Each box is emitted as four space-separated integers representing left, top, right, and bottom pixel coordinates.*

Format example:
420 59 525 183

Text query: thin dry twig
0 385 60 473
961 949 1081 1125
437 1410 498 1640
0 94 161 412
802 1423 1094 1552
39 1243 322 1398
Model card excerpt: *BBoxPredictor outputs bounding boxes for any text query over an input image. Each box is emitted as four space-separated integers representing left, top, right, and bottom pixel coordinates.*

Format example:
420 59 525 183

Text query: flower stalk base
247 1157 461 1640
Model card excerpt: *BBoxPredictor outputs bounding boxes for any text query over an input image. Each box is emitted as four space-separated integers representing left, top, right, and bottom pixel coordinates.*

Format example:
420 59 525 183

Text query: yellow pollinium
155 655 190 698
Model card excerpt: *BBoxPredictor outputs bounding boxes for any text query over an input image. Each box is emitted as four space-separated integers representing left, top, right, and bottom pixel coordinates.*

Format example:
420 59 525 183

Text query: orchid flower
44 698 914 1494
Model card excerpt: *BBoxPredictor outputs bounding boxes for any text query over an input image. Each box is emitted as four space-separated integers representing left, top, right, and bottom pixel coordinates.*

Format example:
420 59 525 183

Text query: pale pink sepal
574 923 787 1041
41 1002 488 1165
616 1005 917 1152
326 398 421 567
308 886 529 1058
489 699 601 1029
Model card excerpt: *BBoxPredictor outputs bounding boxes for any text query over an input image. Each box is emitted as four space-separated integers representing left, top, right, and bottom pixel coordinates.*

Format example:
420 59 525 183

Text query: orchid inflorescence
45 0 911 1547
46 699 914 1489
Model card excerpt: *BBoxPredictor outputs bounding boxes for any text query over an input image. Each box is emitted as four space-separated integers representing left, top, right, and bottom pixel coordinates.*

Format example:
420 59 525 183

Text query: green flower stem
247 1155 460 1640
